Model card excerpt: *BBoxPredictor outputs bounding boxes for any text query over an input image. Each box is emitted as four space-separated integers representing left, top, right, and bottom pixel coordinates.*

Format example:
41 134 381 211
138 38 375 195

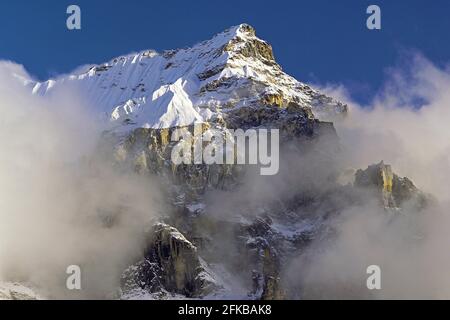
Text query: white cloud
0 62 164 299
285 53 450 299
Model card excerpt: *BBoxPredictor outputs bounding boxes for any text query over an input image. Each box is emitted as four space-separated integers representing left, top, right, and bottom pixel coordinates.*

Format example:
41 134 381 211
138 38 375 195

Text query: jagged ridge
25 24 347 131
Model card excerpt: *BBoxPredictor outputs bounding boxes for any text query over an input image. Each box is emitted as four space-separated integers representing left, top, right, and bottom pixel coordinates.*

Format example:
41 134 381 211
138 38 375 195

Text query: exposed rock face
355 161 396 208
223 24 275 64
111 97 341 206
260 247 285 300
228 215 289 300
355 161 429 209
111 125 242 201
121 223 219 298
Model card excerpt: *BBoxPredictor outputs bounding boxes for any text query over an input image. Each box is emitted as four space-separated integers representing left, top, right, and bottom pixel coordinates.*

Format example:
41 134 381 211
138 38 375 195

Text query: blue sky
0 0 449 104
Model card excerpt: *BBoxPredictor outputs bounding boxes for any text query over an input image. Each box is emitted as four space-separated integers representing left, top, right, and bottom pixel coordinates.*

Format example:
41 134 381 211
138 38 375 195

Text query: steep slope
26 24 346 132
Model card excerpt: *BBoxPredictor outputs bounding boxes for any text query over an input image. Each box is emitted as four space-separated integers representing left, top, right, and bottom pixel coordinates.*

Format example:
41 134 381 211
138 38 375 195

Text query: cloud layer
285 53 450 299
0 62 165 299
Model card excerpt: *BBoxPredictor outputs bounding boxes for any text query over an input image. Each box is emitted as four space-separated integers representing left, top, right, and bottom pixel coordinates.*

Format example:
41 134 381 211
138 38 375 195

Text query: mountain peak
213 23 256 42
204 23 276 66
28 24 346 130
238 23 256 35
215 23 255 38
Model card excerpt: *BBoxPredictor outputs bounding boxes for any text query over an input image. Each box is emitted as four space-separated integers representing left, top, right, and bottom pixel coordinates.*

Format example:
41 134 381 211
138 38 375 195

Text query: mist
283 53 450 299
200 52 450 299
0 62 165 299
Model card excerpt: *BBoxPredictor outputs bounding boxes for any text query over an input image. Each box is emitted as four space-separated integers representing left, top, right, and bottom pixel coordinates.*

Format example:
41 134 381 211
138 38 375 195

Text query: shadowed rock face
355 161 396 208
121 223 219 298
260 247 286 300
223 28 276 64
111 101 340 203
116 148 431 300
355 161 430 209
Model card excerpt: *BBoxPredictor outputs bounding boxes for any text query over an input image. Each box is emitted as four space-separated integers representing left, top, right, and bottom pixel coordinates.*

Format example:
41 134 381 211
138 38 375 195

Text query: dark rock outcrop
121 223 219 298
355 161 430 209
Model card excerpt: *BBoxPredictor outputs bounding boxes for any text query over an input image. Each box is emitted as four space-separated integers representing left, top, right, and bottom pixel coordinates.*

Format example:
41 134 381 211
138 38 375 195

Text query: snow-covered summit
28 24 346 130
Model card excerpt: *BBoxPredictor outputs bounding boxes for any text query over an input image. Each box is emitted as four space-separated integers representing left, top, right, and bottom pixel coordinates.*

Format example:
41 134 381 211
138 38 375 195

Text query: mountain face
23 24 347 200
27 24 346 132
6 24 430 300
